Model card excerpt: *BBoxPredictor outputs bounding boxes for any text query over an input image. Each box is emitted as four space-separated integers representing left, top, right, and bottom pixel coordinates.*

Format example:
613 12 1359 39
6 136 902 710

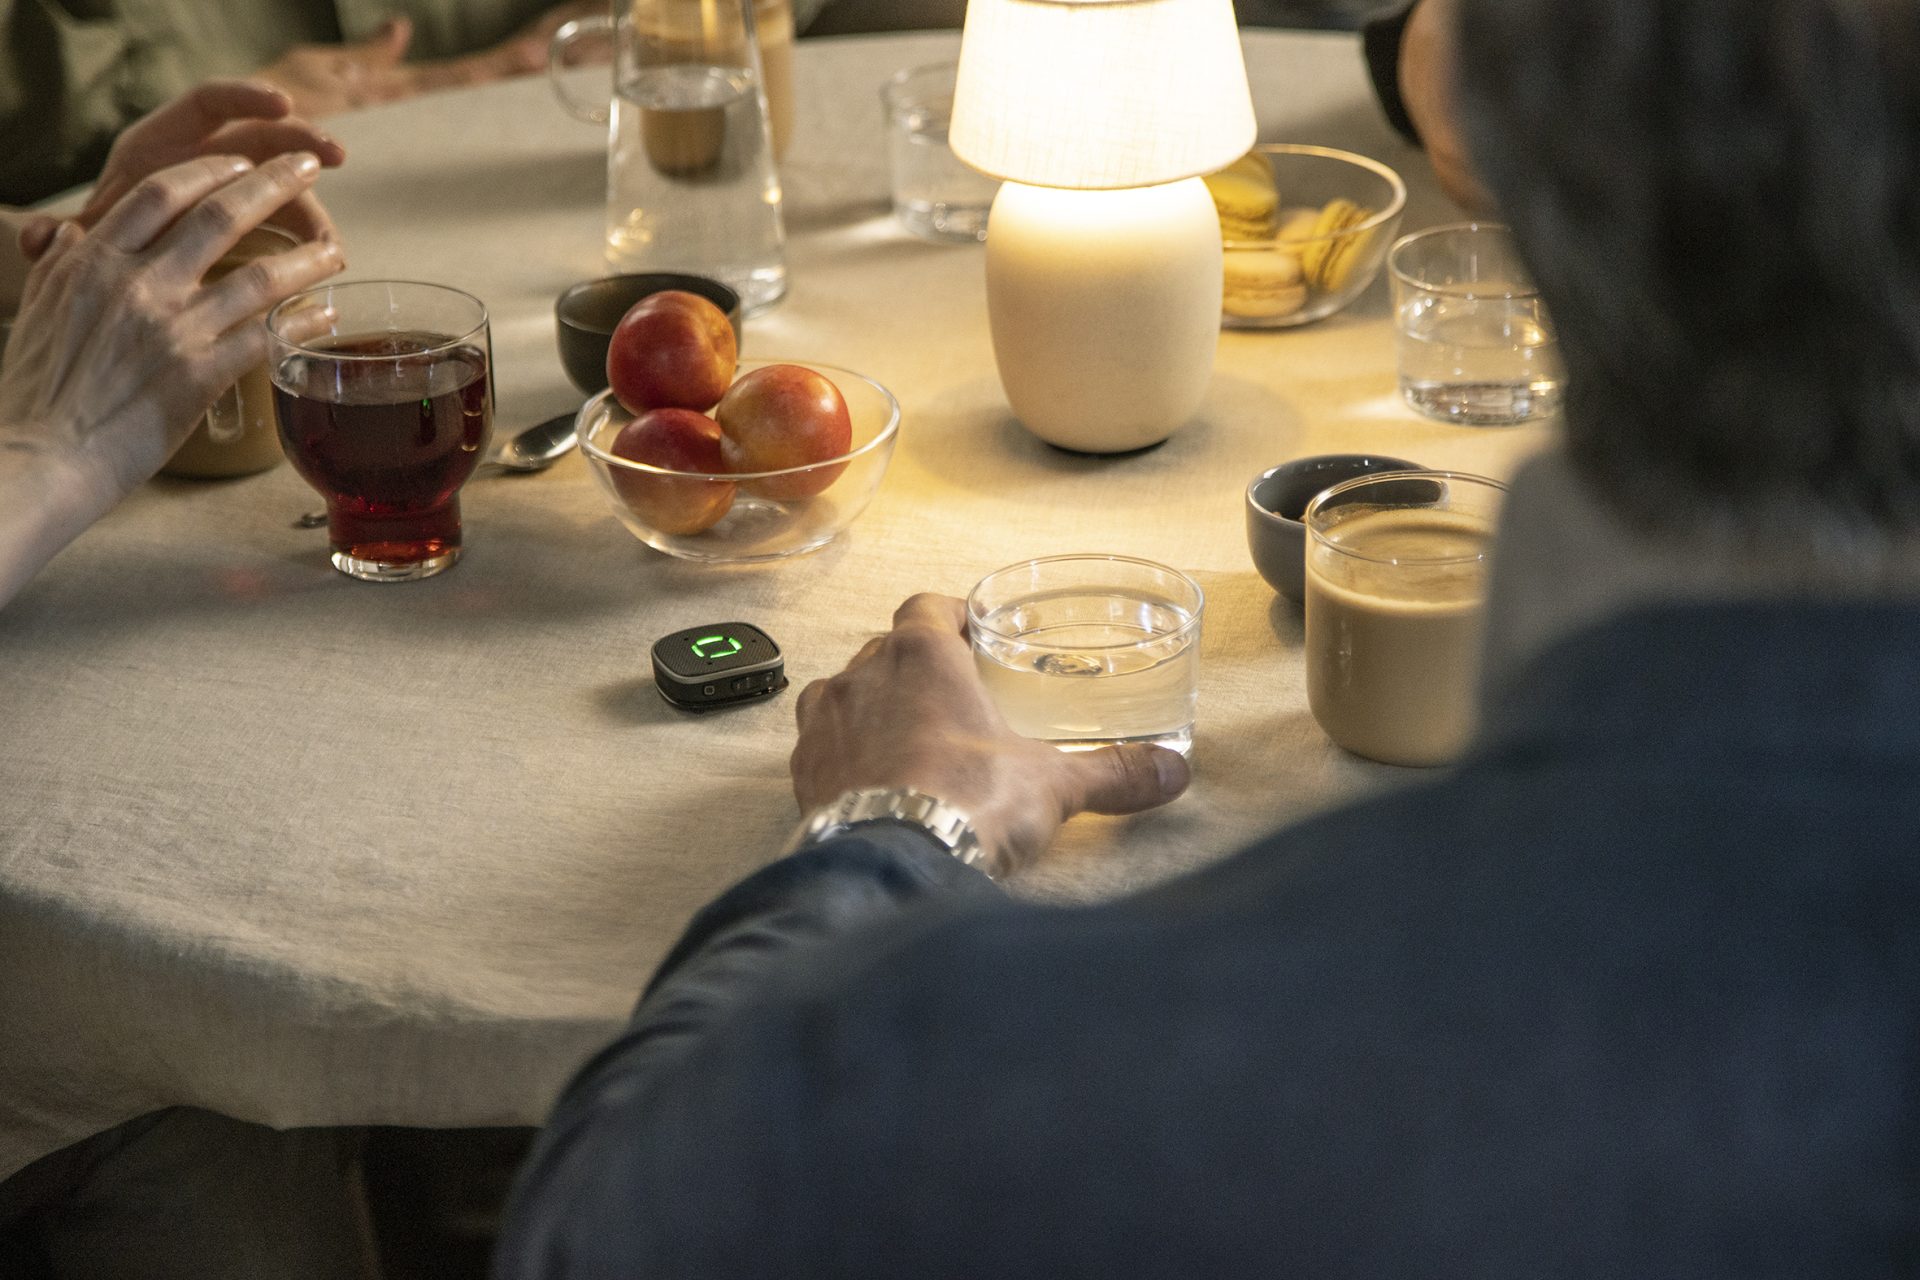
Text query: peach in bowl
578 358 900 562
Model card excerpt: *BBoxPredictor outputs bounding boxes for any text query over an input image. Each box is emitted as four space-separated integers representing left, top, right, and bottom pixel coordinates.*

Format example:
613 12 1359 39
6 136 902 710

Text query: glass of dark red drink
267 281 493 582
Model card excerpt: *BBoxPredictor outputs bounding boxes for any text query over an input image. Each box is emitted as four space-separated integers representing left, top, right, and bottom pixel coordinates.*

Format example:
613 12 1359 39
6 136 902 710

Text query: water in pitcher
606 63 787 312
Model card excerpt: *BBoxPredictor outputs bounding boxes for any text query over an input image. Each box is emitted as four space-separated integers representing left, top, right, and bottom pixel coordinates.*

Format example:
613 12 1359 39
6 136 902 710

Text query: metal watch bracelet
784 787 993 877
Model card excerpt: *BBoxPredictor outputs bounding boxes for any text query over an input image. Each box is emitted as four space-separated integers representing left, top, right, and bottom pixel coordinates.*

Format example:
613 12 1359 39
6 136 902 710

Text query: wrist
0 424 123 608
786 787 998 879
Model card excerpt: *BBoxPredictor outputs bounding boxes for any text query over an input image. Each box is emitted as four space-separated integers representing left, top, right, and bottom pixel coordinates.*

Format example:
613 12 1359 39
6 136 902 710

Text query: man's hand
1399 0 1493 212
15 81 346 260
257 4 605 120
792 594 1191 878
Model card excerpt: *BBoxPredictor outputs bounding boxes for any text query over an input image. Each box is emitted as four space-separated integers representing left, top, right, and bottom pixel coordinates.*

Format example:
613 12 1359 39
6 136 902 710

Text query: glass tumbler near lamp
969 555 1205 757
880 61 998 244
1389 222 1565 426
267 281 493 583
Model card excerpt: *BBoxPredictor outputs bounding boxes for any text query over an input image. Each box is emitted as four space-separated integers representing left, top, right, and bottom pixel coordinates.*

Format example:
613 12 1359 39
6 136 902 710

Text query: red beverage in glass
273 331 492 580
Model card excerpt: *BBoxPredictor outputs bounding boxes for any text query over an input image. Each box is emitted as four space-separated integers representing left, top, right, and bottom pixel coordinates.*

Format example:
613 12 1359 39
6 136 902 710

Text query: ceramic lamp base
983 177 1222 454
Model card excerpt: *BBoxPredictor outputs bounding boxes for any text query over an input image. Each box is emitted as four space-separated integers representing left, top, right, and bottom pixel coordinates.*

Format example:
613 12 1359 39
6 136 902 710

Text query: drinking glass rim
966 553 1206 649
265 280 490 358
1387 220 1539 300
880 59 959 112
1304 470 1506 566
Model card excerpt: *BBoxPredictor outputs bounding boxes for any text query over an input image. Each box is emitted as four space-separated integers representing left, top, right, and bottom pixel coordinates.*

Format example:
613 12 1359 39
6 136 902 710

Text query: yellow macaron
1204 151 1280 242
1222 247 1308 320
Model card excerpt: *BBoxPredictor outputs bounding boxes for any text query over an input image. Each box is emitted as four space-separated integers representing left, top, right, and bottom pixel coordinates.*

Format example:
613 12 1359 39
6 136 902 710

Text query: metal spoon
294 409 580 528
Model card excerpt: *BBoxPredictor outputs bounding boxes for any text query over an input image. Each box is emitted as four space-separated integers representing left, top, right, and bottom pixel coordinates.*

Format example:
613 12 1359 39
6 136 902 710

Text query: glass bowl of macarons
1205 143 1406 329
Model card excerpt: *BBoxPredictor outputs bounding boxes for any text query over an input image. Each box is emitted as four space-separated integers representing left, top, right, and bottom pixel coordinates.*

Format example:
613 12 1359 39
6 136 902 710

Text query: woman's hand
256 5 603 120
0 153 344 605
791 595 1191 877
14 81 346 261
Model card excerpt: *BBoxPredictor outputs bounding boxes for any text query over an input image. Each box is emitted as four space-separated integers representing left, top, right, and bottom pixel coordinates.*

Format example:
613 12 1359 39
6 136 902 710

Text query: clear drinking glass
551 0 789 313
267 281 494 583
1389 222 1564 425
968 555 1205 756
880 62 997 243
1303 471 1506 767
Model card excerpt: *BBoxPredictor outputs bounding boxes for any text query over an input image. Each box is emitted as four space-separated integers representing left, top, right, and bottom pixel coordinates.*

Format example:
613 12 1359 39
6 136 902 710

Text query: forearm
638 825 995 1053
0 427 118 609
495 827 999 1277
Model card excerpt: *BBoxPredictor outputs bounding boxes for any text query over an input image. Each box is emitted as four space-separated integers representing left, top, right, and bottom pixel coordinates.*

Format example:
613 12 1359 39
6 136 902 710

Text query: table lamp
949 0 1256 454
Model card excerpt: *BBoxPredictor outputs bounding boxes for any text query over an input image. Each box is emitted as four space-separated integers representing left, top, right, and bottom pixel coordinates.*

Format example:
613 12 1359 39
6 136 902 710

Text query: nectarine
606 291 737 414
714 364 852 500
609 408 736 535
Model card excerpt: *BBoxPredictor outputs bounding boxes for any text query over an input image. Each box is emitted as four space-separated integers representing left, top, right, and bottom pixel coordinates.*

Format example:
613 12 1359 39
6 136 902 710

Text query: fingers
77 80 298 226
892 592 968 636
190 237 345 335
265 191 339 246
18 215 61 260
794 678 824 727
1060 744 1190 817
150 79 295 136
357 15 414 64
18 220 85 308
146 152 325 281
88 155 256 255
201 118 346 170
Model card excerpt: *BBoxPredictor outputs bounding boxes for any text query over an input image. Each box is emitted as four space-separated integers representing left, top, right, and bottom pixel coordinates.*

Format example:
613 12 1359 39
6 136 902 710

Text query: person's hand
12 82 346 264
256 5 605 120
0 154 344 514
254 17 434 116
792 595 1191 877
1399 0 1493 212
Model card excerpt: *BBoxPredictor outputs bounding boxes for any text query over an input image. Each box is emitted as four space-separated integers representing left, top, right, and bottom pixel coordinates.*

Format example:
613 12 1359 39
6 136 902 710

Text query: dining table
0 26 1551 1180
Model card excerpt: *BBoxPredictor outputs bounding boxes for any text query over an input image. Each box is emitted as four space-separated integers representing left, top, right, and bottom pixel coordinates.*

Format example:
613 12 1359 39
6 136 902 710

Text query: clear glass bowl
1219 143 1406 330
578 358 900 562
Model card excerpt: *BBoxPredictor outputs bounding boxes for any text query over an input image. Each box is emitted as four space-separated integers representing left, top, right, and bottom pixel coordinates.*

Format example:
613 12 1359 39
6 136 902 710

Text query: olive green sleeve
0 0 183 205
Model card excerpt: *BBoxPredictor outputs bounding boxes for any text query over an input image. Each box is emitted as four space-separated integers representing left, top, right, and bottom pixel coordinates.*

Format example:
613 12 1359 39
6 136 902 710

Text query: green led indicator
691 634 741 660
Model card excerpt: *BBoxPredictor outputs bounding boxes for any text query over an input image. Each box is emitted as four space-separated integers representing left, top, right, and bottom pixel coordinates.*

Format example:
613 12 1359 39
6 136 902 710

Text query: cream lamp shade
949 0 1256 191
948 0 1256 454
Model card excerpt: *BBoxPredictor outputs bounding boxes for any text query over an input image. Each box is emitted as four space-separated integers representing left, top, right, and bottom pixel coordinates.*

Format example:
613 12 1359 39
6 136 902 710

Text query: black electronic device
652 622 787 710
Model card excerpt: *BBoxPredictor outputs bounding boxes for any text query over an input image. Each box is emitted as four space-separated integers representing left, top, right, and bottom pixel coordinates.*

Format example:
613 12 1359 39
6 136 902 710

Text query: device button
703 684 717 696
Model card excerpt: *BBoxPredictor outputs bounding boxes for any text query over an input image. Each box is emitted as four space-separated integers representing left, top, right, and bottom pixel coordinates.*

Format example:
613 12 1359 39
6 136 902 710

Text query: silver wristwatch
785 787 993 876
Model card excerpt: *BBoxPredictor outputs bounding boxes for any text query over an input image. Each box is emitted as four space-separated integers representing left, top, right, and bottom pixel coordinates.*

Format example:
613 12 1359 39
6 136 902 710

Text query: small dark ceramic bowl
1246 453 1422 602
554 273 744 396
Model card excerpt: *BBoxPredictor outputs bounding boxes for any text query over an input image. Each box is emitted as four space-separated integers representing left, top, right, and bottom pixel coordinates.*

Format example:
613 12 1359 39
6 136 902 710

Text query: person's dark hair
1454 0 1920 536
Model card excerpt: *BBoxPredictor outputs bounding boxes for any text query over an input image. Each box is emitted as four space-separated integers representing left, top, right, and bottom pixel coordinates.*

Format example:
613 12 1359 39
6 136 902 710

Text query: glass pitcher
552 0 791 313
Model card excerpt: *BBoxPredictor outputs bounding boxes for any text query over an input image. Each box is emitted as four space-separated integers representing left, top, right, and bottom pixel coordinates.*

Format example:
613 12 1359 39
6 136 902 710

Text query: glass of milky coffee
1303 471 1506 767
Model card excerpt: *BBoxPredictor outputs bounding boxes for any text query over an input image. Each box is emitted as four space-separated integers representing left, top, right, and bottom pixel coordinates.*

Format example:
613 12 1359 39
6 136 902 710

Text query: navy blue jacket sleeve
491 824 1001 1280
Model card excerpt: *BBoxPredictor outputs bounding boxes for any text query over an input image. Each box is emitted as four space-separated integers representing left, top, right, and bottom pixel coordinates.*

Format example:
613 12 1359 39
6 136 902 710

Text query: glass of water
880 62 998 243
968 555 1204 756
1389 222 1564 426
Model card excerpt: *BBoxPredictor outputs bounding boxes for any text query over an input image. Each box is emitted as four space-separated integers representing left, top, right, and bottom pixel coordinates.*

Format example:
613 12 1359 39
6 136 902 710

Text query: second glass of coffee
268 281 493 583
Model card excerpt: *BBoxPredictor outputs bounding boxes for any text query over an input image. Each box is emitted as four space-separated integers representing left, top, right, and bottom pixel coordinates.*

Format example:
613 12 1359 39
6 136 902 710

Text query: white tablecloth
0 30 1547 1178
